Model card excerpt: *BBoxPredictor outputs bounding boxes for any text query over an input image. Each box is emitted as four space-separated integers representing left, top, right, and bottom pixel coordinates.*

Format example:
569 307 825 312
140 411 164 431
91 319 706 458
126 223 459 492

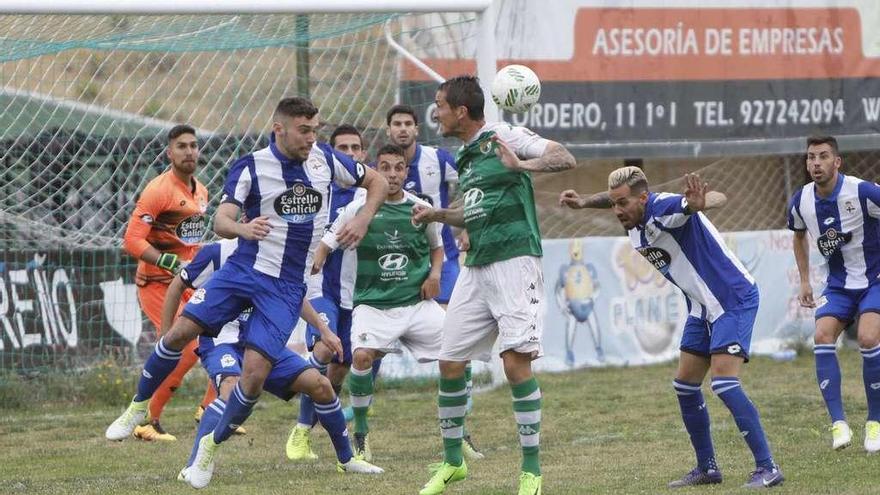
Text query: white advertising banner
377 229 825 379
536 229 823 372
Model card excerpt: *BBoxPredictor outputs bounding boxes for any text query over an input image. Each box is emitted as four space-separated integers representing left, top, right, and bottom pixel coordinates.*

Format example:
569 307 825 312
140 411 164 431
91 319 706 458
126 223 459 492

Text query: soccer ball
491 64 541 114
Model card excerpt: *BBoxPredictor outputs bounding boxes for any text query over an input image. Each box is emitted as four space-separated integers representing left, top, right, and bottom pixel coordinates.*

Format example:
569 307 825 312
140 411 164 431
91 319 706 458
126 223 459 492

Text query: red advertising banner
400 7 880 153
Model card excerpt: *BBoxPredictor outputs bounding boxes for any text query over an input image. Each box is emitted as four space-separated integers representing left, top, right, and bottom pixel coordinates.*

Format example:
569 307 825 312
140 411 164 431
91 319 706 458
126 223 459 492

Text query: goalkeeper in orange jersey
122 124 216 441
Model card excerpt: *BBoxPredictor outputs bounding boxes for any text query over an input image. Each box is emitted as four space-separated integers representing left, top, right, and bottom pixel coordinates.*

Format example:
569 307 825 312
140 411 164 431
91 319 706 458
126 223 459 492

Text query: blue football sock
135 337 182 402
213 383 258 444
815 344 846 422
712 376 774 470
861 345 880 421
188 398 224 466
673 379 718 472
315 396 354 463
297 354 329 428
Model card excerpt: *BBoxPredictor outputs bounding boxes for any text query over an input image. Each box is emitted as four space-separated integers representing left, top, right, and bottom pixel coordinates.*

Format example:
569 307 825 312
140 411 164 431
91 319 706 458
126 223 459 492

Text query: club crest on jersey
637 247 672 275
220 354 236 368
845 201 856 214
817 227 852 258
275 182 322 224
190 288 206 304
176 214 206 243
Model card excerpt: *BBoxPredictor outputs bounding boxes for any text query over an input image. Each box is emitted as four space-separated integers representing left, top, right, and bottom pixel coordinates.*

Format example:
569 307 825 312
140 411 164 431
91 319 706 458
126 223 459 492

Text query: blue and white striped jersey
306 183 358 309
403 144 459 261
787 173 880 290
221 137 365 282
628 192 756 322
180 239 246 348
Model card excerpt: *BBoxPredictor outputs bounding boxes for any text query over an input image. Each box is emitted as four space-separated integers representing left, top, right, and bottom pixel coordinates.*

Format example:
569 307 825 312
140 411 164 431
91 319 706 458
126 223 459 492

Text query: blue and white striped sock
861 344 880 421
315 396 353 463
213 383 258 444
711 376 774 470
815 344 846 422
135 337 182 402
188 398 225 466
297 354 329 428
673 379 717 472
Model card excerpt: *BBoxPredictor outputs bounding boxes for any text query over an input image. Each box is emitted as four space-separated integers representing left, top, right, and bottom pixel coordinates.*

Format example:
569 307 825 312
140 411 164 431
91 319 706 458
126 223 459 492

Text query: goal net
0 12 479 371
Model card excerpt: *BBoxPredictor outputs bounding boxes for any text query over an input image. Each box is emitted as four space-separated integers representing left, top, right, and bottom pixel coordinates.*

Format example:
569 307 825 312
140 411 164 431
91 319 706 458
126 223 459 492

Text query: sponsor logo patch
636 247 672 275
176 214 206 243
463 188 484 209
817 227 852 258
274 182 322 224
378 253 409 271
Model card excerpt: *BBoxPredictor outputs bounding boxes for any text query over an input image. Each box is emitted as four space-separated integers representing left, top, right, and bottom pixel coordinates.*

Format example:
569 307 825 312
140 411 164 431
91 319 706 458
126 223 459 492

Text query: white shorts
351 299 444 363
440 255 545 362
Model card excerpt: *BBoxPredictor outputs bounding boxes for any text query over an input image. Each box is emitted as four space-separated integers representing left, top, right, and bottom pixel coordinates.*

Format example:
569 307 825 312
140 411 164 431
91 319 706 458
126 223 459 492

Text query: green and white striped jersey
322 191 442 309
456 122 550 266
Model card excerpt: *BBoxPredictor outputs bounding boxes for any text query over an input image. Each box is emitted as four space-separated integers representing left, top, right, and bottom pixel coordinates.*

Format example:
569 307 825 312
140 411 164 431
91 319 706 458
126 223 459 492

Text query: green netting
0 15 396 60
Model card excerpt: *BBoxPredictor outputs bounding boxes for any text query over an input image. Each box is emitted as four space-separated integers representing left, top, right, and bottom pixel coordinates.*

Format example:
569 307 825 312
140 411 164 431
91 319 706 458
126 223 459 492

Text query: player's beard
174 160 197 175
394 134 414 148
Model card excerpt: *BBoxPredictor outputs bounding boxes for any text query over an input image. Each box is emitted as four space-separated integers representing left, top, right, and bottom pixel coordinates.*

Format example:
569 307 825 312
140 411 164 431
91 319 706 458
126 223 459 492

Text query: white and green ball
491 64 541 114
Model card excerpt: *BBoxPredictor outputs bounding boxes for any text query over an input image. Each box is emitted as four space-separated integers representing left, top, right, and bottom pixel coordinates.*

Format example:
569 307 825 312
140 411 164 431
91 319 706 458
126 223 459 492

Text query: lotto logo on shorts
190 288 206 304
220 354 236 368
319 312 330 325
726 344 742 355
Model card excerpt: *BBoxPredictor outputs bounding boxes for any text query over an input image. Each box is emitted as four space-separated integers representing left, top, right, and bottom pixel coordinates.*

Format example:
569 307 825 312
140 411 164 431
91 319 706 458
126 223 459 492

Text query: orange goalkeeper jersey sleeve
123 169 209 286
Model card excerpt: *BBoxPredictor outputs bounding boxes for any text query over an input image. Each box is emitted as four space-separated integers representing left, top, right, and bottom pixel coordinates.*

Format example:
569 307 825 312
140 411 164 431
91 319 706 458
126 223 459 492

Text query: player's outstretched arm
682 173 727 213
412 203 465 228
559 190 613 209
704 191 728 210
337 167 389 249
793 230 815 308
161 275 187 334
494 138 576 173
